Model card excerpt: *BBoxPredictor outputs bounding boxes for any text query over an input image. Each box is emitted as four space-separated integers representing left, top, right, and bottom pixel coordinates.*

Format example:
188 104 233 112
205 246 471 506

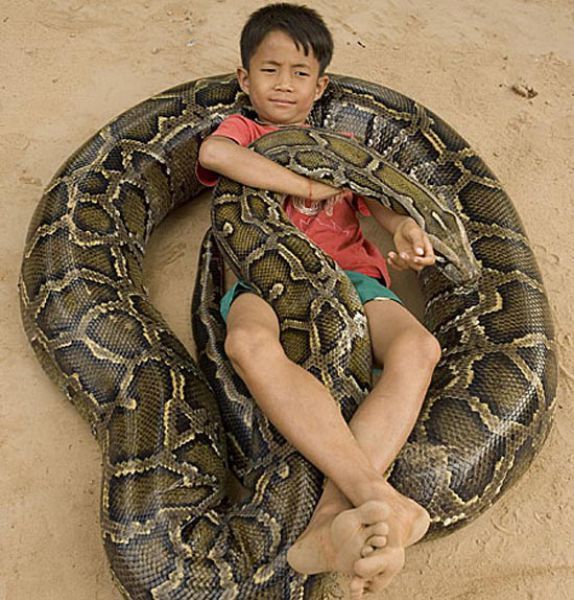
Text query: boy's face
237 30 329 126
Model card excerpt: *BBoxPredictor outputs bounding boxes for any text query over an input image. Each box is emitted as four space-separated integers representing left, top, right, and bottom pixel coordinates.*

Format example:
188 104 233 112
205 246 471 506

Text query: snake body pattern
20 73 557 599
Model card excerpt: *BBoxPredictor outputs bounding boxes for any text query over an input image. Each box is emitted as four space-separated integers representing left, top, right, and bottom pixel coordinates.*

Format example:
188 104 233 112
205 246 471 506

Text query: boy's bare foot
349 492 430 599
287 500 390 575
288 482 429 599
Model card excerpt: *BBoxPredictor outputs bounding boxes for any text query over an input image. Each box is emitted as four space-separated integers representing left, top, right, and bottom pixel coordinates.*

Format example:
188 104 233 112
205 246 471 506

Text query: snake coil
20 74 556 598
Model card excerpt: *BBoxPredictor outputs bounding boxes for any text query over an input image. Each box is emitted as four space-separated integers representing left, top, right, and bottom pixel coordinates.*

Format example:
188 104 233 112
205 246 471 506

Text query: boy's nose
274 74 294 91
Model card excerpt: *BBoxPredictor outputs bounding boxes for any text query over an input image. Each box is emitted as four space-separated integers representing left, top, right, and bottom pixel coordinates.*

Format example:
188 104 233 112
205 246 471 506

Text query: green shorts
220 270 402 322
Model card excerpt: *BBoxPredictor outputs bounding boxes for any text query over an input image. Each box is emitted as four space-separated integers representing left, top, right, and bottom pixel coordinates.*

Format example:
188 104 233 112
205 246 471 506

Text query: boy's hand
388 217 435 272
309 179 344 201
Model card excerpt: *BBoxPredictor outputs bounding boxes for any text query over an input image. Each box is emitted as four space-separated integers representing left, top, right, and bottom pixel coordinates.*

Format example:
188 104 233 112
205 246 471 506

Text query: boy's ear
237 67 250 94
314 75 330 101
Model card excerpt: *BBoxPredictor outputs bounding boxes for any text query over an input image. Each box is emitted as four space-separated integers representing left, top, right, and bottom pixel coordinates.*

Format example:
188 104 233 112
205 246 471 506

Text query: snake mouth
430 241 481 287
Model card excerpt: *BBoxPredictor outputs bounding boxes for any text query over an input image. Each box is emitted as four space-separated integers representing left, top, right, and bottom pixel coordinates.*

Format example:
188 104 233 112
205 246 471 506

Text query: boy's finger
388 252 408 271
401 251 427 270
413 254 435 267
422 234 435 260
408 229 426 257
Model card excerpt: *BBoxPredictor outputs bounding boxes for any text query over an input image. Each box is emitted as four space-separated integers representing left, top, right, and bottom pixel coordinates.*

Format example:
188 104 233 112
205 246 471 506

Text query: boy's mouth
270 98 296 106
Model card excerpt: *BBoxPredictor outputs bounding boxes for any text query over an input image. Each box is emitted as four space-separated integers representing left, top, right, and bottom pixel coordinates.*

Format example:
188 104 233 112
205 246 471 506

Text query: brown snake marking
20 73 557 598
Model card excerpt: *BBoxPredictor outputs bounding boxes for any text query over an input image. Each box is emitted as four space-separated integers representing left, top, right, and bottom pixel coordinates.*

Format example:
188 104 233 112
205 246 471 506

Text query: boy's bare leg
288 299 440 595
224 293 414 574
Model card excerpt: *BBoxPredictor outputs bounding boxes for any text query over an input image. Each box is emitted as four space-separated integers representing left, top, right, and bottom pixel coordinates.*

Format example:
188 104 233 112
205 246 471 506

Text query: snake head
419 204 481 286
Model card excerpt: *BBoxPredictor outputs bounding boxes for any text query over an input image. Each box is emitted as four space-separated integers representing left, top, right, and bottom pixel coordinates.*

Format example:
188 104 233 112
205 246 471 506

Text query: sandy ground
1 1 573 598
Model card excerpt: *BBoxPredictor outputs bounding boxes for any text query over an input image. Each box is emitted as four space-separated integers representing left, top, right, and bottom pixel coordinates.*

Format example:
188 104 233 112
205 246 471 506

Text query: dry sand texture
1 1 573 598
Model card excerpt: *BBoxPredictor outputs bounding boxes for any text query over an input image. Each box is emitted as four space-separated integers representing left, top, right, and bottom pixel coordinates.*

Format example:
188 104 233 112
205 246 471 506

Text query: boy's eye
261 68 276 73
296 71 310 77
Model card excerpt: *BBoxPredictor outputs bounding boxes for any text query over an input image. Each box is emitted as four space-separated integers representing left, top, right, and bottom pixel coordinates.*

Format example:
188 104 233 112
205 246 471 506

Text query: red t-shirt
196 114 390 285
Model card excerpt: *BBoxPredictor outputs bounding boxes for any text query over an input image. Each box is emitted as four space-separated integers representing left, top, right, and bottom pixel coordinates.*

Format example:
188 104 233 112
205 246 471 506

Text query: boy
197 4 439 597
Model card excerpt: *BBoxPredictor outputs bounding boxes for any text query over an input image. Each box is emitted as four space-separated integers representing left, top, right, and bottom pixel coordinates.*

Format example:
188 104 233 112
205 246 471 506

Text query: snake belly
20 73 557 598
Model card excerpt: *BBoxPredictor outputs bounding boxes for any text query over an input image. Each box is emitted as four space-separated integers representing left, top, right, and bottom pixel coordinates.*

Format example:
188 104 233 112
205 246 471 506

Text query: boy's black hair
240 3 334 75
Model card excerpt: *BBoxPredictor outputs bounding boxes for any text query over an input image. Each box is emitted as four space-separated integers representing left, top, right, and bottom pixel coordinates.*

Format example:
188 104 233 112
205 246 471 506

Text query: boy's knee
410 328 441 368
224 324 283 372
394 326 441 369
423 331 442 366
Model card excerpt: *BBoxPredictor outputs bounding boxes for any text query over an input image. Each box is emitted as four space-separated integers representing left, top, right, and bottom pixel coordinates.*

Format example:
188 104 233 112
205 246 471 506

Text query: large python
19 73 557 598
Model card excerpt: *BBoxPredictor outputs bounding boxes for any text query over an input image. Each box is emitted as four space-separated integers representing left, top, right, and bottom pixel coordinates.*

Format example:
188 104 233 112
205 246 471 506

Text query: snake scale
19 73 557 598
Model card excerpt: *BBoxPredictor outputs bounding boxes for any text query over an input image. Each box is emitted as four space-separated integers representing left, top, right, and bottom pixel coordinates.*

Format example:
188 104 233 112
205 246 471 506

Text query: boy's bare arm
364 199 411 236
199 136 340 200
